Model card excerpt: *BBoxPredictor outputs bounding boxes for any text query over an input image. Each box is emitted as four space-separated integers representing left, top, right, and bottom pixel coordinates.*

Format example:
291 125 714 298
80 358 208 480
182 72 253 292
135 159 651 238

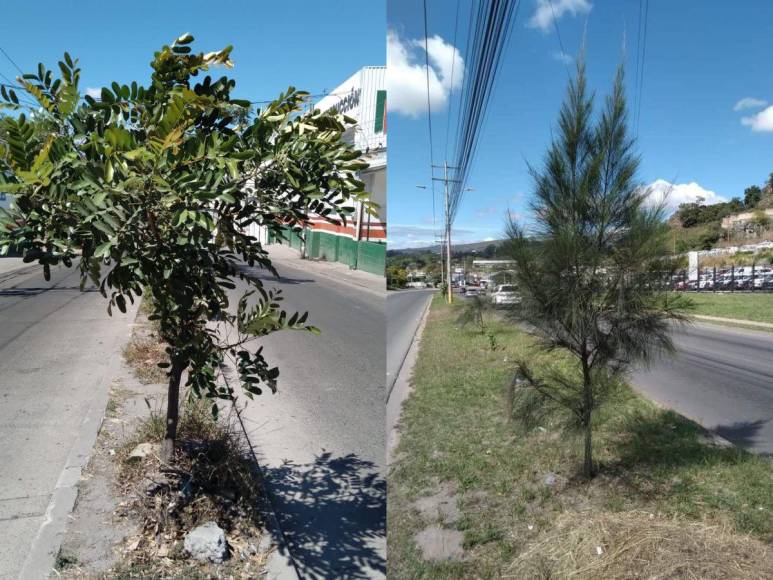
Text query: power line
0 45 24 77
635 0 650 133
422 0 437 232
444 0 462 160
448 0 519 223
548 0 572 80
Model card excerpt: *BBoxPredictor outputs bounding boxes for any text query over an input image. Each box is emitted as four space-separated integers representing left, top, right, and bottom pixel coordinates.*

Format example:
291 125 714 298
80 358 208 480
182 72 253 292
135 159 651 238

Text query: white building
278 66 386 275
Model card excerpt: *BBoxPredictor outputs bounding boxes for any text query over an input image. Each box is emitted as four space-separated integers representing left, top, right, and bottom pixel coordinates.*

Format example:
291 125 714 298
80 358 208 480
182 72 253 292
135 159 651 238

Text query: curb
268 245 385 298
387 295 433 465
693 314 773 329
230 403 300 580
18 302 140 580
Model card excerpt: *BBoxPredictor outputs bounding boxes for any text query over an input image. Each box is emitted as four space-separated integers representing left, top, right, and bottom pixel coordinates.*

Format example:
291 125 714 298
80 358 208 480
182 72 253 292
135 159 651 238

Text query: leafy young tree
506 60 689 478
0 35 371 461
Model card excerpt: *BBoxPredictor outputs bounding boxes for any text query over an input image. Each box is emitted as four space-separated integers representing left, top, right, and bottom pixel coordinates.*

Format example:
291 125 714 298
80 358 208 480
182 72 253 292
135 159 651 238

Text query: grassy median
387 296 773 579
684 291 773 324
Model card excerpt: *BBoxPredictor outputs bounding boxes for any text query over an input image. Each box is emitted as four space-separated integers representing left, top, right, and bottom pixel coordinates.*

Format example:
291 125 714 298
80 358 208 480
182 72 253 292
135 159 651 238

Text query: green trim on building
318 231 339 262
374 90 386 134
356 240 386 276
338 236 358 269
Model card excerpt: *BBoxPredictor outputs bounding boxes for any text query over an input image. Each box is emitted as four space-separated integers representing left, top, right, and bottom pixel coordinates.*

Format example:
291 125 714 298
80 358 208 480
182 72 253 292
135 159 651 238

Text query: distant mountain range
388 239 507 255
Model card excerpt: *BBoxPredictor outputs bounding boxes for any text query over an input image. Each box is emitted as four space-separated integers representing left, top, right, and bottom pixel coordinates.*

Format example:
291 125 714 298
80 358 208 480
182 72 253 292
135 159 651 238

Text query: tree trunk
505 376 516 424
581 355 595 479
161 359 185 463
583 418 593 479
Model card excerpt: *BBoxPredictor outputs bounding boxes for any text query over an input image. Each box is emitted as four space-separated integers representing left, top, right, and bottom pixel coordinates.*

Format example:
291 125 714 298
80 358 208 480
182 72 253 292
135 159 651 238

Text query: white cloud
387 29 464 118
741 105 773 132
733 97 767 111
474 206 502 218
388 224 474 249
552 50 574 64
644 179 726 211
85 87 101 99
529 0 592 32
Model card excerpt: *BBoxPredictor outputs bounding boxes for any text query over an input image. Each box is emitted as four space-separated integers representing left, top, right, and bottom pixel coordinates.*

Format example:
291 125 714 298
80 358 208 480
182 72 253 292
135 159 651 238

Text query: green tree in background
0 35 371 461
745 185 763 208
506 60 690 478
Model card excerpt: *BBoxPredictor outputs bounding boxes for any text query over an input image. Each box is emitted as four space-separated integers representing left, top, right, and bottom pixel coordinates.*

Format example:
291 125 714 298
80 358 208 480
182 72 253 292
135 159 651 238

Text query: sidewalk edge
18 303 140 580
387 295 433 465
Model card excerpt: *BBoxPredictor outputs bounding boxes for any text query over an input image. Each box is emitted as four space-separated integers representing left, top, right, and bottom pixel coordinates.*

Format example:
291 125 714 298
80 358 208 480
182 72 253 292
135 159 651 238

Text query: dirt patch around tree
55 311 273 578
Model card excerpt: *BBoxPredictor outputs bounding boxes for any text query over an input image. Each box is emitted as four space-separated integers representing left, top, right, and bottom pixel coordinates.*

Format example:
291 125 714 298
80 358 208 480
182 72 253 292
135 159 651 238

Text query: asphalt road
386 289 435 397
229 256 385 579
632 322 773 455
0 261 136 579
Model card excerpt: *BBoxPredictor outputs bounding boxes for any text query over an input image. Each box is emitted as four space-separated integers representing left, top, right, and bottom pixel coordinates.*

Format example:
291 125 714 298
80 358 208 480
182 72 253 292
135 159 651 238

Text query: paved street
0 261 136 579
386 289 435 396
230 248 386 579
632 322 773 455
386 289 435 463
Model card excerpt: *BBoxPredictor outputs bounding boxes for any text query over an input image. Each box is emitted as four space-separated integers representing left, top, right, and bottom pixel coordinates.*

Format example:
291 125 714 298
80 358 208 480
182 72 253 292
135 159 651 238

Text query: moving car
490 284 519 307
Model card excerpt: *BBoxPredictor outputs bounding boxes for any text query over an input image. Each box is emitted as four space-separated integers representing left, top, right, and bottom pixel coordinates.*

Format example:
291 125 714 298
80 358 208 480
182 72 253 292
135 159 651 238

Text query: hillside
668 174 773 252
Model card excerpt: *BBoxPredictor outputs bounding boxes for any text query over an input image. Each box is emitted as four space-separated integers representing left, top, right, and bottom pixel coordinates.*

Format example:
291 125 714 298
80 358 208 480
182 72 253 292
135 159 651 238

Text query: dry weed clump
508 510 773 579
112 400 268 576
123 333 168 384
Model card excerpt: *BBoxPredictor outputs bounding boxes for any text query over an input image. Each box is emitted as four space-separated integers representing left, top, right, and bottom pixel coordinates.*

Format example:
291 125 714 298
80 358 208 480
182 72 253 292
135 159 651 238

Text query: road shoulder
387 294 432 464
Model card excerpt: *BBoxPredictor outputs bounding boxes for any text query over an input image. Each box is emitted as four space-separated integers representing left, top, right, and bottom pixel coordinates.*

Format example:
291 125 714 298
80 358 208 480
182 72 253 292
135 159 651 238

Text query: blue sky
387 0 773 248
0 1 384 114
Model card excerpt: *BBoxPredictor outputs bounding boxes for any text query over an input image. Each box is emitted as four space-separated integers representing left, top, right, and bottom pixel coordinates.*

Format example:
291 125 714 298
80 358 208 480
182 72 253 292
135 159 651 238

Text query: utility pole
432 162 472 303
420 168 471 303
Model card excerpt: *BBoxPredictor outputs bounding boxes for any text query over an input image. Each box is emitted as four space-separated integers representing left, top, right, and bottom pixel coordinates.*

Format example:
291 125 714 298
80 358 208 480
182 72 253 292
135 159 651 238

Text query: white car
491 284 520 306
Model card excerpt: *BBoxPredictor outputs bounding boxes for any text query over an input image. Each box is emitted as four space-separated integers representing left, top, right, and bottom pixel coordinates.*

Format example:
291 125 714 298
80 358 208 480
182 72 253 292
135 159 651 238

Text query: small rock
543 472 558 486
145 477 170 496
184 521 228 563
127 442 158 462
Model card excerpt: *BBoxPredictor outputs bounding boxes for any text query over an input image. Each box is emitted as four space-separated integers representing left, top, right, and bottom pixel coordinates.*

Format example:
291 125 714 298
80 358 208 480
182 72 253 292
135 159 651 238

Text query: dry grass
123 334 168 385
509 510 773 579
107 398 268 577
388 296 773 578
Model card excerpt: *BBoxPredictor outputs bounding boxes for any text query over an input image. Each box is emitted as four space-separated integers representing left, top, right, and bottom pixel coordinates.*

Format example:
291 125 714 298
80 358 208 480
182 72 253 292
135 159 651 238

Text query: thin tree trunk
583 418 593 478
161 359 185 463
505 376 516 424
581 355 595 479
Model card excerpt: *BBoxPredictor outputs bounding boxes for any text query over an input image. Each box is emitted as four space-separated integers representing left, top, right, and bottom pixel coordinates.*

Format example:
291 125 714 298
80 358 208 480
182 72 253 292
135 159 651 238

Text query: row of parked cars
459 283 520 306
674 266 773 291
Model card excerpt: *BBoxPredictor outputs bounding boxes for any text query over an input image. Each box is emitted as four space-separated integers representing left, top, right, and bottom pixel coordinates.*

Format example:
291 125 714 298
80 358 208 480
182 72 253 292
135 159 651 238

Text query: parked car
465 284 481 297
490 284 520 307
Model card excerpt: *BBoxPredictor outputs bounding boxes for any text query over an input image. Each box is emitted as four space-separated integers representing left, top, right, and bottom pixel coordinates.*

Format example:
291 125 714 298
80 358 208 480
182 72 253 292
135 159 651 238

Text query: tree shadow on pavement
263 452 386 579
611 409 755 474
714 418 771 456
237 265 315 286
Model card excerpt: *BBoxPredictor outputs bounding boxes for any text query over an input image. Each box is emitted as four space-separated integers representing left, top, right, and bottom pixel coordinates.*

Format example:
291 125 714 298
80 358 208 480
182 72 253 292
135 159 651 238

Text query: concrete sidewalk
266 244 385 296
694 314 773 329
